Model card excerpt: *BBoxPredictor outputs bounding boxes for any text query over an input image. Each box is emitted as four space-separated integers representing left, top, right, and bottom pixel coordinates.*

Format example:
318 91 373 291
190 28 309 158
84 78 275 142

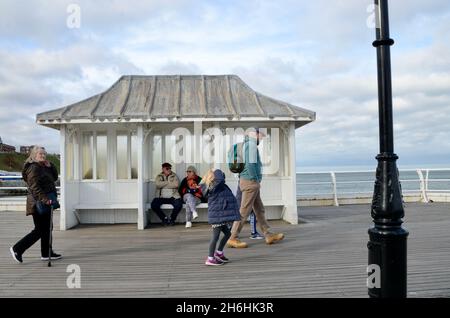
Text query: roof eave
36 116 314 126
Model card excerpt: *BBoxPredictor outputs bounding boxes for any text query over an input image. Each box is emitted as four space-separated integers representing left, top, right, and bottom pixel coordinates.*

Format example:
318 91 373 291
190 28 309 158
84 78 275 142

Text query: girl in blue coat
201 169 241 266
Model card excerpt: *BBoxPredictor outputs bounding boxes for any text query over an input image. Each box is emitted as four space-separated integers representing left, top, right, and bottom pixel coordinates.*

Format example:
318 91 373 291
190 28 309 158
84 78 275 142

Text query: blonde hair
202 169 215 187
25 145 46 164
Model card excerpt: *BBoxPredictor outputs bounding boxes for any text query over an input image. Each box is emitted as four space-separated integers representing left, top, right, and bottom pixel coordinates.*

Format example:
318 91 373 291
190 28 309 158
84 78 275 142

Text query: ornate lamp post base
368 152 408 297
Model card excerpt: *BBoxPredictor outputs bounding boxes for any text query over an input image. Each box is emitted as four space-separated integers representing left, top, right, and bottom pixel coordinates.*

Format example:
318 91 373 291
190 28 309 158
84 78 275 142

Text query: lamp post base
368 226 408 298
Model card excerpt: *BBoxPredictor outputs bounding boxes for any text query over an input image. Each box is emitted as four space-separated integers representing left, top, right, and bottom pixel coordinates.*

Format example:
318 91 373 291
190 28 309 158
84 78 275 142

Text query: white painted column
59 126 67 230
73 128 81 228
137 124 146 230
284 123 298 224
59 126 79 230
107 127 114 201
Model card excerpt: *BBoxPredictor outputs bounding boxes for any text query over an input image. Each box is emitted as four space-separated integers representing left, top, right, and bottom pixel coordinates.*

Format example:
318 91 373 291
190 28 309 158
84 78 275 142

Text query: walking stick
48 205 53 267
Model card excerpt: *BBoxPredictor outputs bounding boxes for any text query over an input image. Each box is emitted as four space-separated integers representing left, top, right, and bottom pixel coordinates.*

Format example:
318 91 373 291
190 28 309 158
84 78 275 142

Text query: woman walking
10 146 62 263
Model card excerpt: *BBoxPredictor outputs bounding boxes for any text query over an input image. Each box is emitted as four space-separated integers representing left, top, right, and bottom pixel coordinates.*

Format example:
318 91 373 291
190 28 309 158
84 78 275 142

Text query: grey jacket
155 172 181 199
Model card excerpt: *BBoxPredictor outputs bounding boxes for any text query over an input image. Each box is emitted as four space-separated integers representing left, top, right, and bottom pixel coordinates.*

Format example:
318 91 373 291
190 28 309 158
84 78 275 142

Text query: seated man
151 163 183 226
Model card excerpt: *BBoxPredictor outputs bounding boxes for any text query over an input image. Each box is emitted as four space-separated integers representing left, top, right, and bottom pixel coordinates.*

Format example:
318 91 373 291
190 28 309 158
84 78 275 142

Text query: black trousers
150 197 183 222
13 212 52 257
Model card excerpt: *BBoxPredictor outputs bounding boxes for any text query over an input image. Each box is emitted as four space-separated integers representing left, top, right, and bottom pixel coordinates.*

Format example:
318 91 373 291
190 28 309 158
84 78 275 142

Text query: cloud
157 61 202 75
0 42 143 153
0 0 190 47
0 0 449 167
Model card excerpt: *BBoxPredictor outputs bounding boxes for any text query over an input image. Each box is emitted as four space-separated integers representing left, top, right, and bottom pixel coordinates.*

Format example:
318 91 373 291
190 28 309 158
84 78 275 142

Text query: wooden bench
73 203 139 224
73 201 287 225
144 203 206 210
145 201 283 211
145 200 286 224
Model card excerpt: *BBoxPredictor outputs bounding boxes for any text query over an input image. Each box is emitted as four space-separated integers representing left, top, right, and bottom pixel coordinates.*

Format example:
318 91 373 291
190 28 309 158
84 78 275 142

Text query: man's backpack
227 142 245 173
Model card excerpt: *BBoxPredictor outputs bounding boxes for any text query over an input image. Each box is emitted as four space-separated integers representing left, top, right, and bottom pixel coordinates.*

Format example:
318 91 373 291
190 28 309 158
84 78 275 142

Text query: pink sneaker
205 257 224 266
214 252 229 263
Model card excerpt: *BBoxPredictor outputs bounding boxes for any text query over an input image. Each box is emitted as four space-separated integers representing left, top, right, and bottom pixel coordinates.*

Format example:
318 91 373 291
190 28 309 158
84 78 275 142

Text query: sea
296 164 450 197
1 165 450 198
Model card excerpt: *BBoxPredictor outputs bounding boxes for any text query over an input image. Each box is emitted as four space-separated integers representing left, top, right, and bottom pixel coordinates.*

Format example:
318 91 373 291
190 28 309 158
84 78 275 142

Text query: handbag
36 192 60 215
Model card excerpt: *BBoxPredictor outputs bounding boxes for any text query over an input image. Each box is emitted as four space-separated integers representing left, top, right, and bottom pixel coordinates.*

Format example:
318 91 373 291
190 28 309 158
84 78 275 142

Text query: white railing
2 170 450 206
0 175 60 192
297 168 450 206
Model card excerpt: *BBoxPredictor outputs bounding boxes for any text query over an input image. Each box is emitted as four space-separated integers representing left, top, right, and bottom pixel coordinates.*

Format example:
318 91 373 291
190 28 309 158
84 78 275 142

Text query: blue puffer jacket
204 170 241 225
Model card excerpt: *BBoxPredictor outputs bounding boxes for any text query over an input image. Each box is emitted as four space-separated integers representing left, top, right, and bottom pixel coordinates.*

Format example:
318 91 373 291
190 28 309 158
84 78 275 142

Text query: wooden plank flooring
0 203 449 297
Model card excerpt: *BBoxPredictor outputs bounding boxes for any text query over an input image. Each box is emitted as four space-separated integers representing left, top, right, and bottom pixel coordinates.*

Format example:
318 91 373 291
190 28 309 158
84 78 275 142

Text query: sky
0 0 449 171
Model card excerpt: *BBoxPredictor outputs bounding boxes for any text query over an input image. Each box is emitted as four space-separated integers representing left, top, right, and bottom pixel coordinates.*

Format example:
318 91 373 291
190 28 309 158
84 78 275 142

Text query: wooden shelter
37 75 315 230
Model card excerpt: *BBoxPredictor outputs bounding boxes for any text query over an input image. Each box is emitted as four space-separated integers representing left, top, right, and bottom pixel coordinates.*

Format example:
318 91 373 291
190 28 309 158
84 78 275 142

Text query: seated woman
179 166 203 228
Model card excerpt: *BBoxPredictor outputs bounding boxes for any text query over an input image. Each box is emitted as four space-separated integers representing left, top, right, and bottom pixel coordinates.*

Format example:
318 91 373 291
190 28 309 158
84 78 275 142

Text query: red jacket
179 175 203 199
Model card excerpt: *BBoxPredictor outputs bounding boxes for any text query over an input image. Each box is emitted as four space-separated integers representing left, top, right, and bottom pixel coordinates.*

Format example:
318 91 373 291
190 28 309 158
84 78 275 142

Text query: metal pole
48 205 53 267
368 0 409 298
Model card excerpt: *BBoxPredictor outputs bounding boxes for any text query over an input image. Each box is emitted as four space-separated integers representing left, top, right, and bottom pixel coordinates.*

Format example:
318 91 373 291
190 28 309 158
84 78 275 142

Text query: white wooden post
74 129 80 181
161 133 166 163
108 127 114 201
283 123 298 224
59 126 79 230
73 128 81 227
127 133 132 179
137 125 146 229
92 131 97 180
59 126 67 230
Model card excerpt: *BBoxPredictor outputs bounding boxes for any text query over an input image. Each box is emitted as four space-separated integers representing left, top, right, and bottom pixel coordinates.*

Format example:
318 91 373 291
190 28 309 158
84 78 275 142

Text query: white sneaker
192 211 199 220
185 221 192 228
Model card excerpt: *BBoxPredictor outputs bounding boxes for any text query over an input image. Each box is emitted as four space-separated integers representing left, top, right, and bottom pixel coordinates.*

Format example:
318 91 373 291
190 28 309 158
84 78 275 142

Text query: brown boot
265 233 285 245
226 238 248 248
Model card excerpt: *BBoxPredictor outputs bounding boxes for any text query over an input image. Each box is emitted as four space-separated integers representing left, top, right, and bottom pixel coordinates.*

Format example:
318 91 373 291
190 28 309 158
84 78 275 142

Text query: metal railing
0 175 60 194
296 168 450 206
2 170 450 206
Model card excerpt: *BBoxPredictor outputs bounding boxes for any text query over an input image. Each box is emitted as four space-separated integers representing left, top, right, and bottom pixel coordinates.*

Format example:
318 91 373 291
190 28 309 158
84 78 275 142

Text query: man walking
227 128 284 248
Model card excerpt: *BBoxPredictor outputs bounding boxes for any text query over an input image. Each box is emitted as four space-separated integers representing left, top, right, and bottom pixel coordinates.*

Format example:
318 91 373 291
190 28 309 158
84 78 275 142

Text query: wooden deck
1 203 449 298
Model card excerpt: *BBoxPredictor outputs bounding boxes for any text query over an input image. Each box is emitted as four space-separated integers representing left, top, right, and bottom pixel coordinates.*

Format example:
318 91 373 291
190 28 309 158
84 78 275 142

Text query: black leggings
208 224 231 257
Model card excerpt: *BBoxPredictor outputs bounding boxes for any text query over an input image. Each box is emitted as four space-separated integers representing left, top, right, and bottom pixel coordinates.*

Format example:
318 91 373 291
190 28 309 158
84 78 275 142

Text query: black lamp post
368 0 409 298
